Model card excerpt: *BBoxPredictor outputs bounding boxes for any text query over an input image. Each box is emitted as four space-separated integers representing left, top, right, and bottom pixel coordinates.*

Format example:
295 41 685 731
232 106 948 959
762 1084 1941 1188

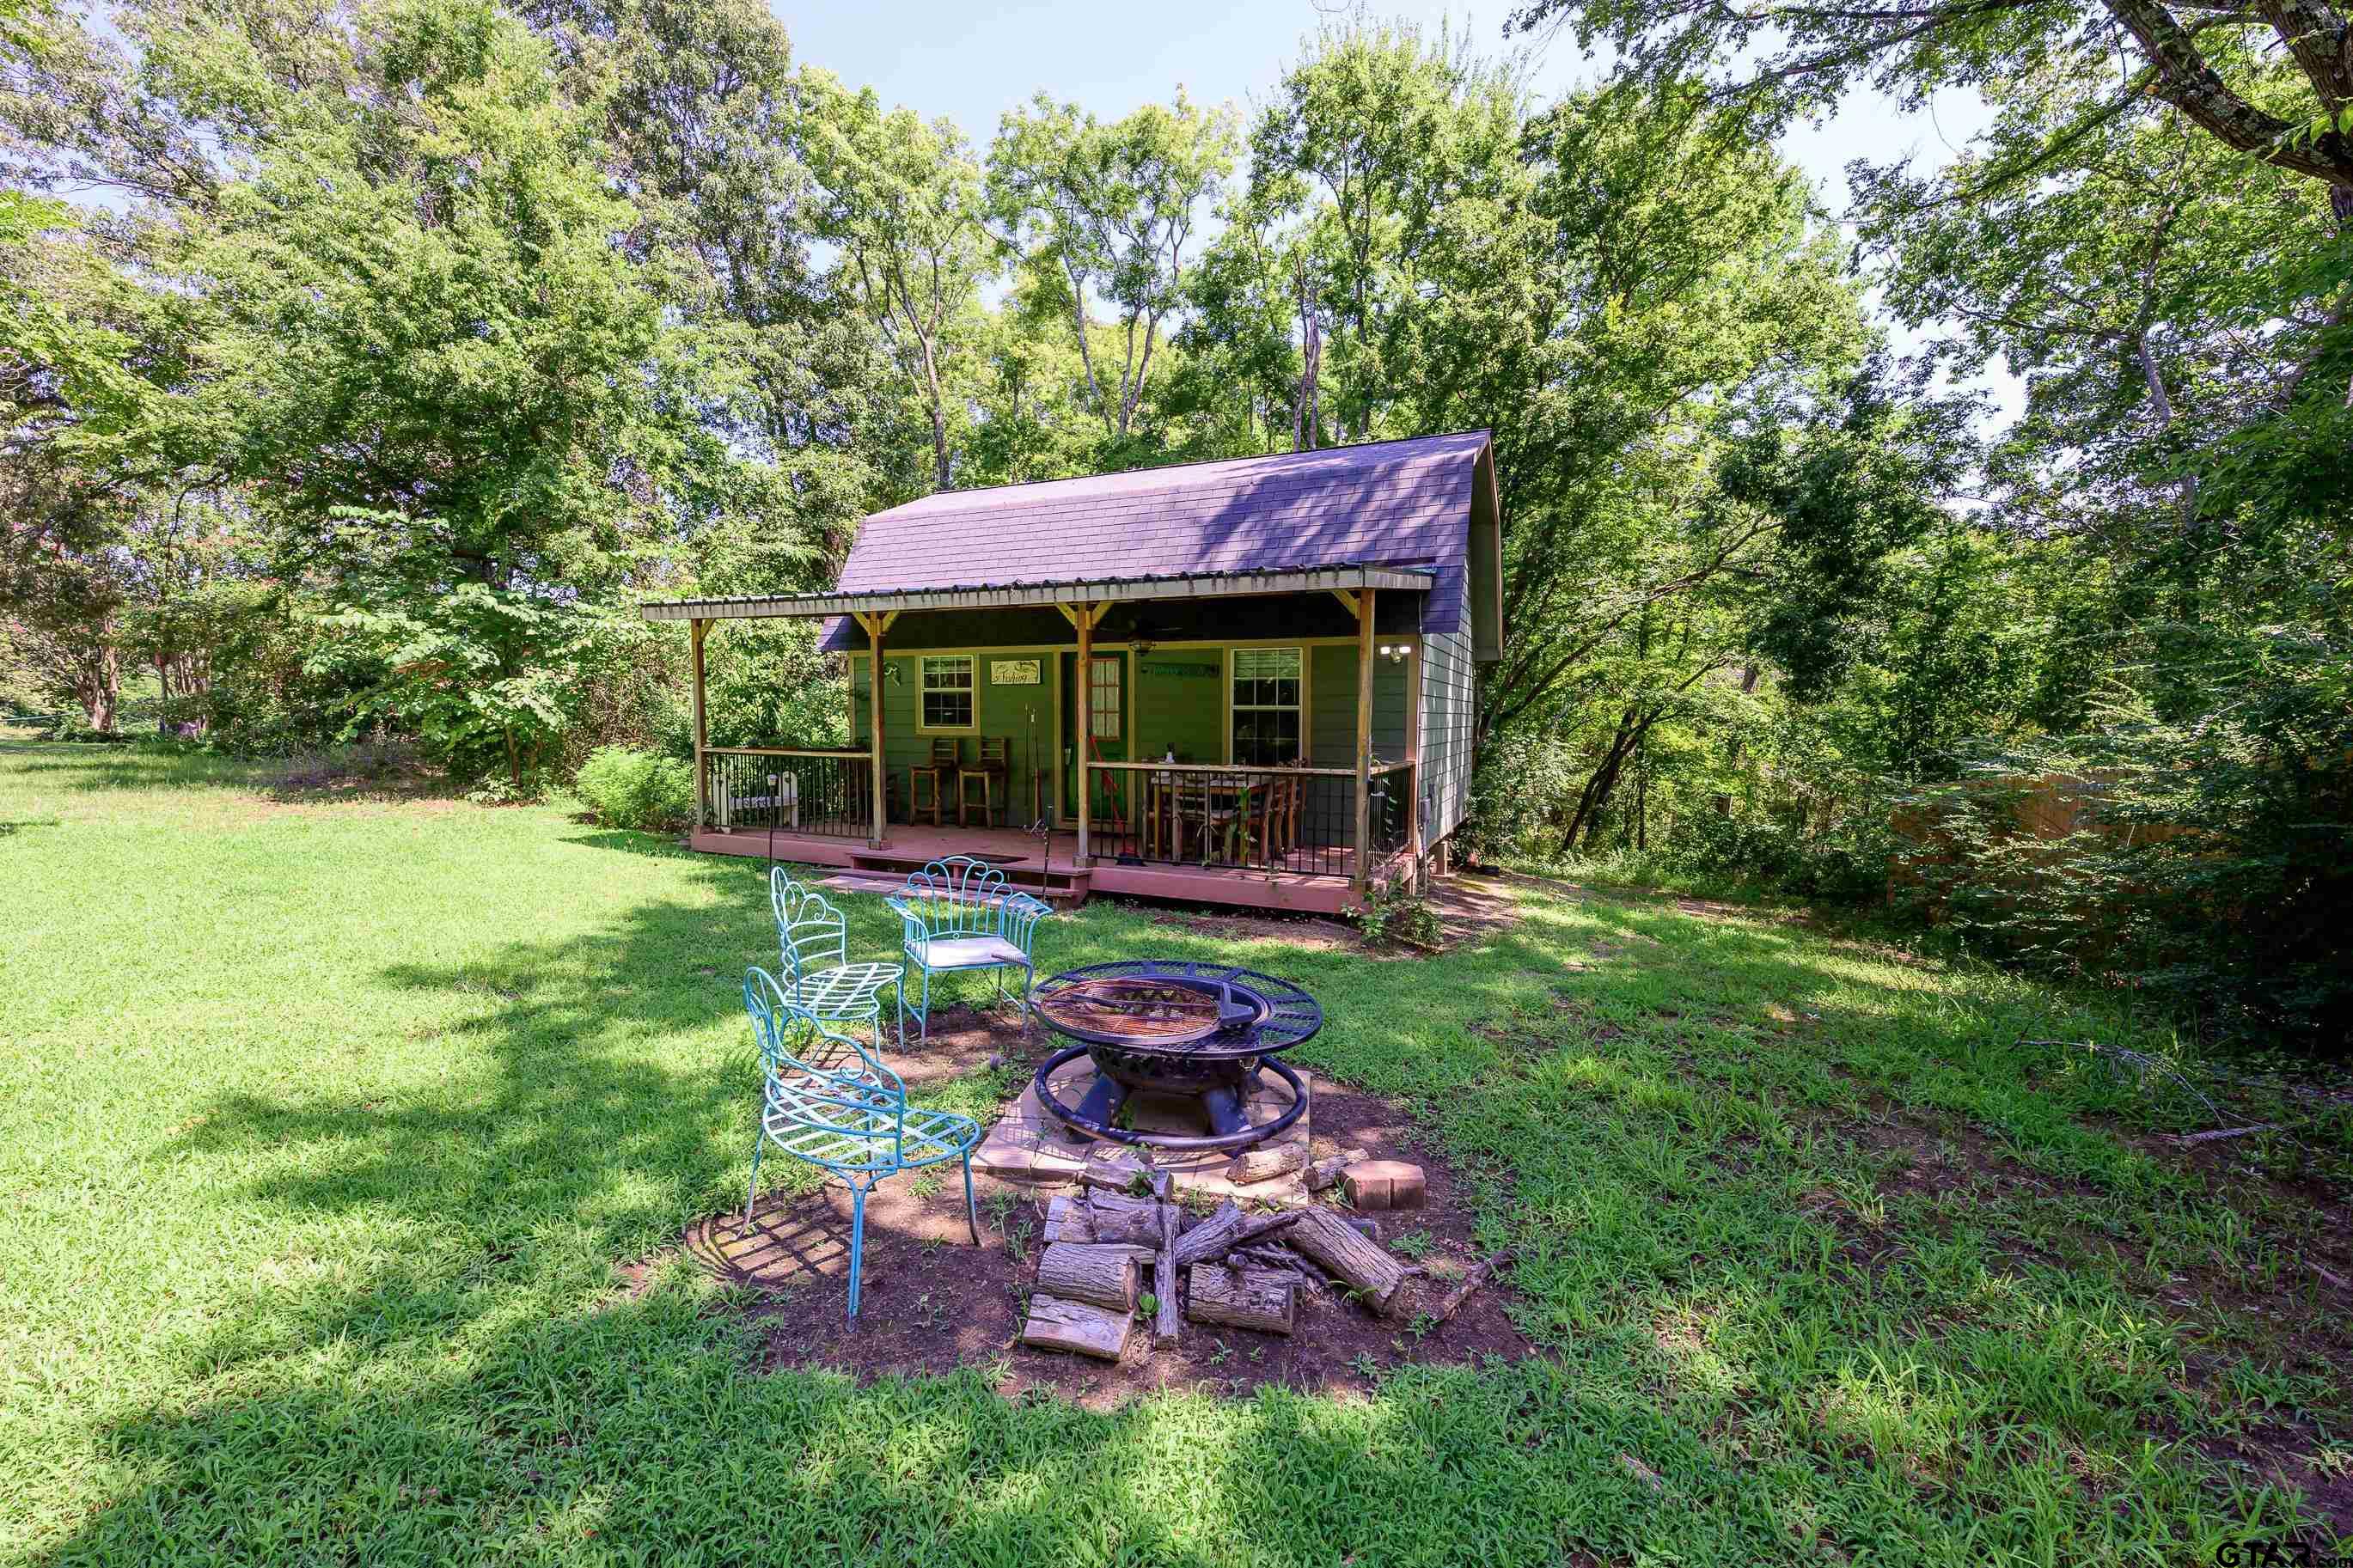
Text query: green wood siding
1308 646 1409 766
1134 656 1224 764
853 652 1062 821
847 638 1420 841
1418 560 1478 841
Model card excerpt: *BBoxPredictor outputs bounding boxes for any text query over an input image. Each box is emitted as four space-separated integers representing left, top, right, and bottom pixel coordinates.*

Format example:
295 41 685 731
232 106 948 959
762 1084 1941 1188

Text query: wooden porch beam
1329 588 1360 619
853 612 889 847
690 618 709 831
1075 602 1094 865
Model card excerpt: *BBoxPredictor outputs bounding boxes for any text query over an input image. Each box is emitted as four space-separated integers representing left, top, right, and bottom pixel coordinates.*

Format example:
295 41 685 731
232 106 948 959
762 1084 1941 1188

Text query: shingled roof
816 430 1499 650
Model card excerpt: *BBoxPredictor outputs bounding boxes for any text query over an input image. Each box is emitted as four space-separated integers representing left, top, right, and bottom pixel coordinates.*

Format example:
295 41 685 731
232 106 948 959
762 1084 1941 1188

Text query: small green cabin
643 431 1502 913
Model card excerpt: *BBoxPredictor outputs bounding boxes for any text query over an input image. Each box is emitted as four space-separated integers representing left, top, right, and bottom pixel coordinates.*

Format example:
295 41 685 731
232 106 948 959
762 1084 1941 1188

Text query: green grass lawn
3 735 2347 1566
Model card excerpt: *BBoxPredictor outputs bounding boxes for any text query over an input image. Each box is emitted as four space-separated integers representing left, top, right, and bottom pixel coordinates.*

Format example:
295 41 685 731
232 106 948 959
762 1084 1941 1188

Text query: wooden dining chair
909 737 956 827
1258 772 1298 865
957 735 1009 827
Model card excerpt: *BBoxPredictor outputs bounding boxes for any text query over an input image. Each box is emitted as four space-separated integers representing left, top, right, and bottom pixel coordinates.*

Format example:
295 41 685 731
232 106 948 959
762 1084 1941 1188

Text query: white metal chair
884 856 1052 1044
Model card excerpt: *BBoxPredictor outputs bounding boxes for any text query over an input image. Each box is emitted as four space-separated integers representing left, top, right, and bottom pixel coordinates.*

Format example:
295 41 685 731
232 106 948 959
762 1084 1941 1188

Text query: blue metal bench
741 967 981 1320
885 856 1053 1044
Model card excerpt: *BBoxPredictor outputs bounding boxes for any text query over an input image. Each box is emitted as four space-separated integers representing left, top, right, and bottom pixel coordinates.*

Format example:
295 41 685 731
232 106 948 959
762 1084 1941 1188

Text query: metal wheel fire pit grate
1030 960 1322 1152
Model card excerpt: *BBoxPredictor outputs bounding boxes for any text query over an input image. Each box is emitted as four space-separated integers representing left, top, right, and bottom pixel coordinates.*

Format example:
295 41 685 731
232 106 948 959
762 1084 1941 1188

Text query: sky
779 0 2025 421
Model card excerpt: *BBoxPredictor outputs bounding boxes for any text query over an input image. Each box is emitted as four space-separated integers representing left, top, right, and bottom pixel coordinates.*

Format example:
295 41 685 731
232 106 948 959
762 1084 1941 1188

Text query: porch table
1146 772 1262 864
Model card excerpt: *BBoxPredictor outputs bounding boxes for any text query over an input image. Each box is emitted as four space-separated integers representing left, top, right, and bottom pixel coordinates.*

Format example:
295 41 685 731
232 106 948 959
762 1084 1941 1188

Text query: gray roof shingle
821 431 1491 650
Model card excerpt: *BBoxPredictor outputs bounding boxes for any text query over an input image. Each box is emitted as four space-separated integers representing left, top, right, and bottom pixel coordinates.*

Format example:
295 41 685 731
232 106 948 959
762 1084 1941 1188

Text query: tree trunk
1172 1205 1301 1269
1035 1242 1141 1312
1185 1265 1295 1334
1020 1295 1133 1360
1287 1206 1409 1316
80 644 119 731
1084 1192 1164 1245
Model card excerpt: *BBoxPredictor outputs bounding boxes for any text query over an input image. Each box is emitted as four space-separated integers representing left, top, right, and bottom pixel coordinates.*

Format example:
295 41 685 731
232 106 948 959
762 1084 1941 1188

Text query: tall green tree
801 70 993 493
988 89 1238 448
1508 0 2353 219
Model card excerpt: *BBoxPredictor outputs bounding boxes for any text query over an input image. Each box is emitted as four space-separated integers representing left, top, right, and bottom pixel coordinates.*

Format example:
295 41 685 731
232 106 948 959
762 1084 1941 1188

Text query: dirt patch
1140 872 1521 958
1421 873 1522 949
1145 909 1362 949
658 1041 1531 1408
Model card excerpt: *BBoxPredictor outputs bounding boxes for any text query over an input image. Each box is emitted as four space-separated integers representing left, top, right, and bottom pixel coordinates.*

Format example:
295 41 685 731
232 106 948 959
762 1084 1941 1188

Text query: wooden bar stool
957 736 1009 827
909 737 956 827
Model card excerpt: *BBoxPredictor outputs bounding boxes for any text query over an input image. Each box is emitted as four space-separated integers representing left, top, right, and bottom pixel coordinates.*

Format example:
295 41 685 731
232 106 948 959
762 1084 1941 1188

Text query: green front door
1060 651 1127 826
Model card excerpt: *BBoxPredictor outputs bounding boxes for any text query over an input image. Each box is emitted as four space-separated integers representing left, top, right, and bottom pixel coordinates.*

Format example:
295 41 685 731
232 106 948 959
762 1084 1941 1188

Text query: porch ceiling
638 563 1434 623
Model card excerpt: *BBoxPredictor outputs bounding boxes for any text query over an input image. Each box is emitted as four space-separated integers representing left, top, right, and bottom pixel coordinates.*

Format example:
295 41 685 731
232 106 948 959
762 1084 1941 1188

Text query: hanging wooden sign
989 658 1042 686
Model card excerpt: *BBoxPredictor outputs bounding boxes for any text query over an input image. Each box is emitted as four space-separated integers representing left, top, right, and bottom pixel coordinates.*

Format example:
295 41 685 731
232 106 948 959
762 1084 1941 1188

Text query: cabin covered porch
647 564 1435 915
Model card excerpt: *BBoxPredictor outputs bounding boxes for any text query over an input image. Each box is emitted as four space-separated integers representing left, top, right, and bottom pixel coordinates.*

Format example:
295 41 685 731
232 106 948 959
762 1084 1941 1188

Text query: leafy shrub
1349 882 1445 949
1901 668 2353 1054
40 713 131 744
1662 809 1892 904
574 746 694 830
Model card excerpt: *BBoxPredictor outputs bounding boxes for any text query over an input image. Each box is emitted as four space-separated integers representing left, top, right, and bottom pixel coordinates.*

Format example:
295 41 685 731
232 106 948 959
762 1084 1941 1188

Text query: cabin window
920 656 975 729
1230 648 1302 766
1088 655 1122 739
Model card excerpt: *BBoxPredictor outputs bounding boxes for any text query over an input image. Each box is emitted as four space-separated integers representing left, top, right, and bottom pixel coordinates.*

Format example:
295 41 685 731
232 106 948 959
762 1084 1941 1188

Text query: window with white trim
920 656 975 729
1230 648 1302 766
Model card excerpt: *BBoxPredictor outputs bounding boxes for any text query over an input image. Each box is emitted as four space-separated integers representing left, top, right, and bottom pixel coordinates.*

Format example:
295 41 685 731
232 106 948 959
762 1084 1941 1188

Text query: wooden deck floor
686 821 1376 914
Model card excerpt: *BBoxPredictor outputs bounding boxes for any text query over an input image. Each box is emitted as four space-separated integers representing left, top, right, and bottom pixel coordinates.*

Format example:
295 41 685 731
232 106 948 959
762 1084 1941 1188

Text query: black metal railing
1082 760 1415 878
701 747 874 838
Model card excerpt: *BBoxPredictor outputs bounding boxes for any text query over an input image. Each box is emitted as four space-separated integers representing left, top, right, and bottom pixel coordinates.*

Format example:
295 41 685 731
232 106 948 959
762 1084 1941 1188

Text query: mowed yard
3 736 2348 1567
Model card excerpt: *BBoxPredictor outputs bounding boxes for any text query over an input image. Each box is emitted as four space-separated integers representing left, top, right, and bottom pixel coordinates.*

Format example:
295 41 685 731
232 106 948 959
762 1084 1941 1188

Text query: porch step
816 871 1088 905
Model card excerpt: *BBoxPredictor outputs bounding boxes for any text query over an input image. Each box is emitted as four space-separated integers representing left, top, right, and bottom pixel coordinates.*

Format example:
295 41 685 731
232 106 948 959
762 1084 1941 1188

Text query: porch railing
1082 760 1415 879
700 747 873 838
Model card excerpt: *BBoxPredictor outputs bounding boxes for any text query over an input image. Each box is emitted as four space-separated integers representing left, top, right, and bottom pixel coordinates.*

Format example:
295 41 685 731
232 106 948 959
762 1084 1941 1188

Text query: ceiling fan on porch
1114 607 1176 657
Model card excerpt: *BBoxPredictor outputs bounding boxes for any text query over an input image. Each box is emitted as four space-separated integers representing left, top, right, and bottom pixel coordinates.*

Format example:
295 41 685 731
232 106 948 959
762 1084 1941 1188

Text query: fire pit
1030 960 1322 1153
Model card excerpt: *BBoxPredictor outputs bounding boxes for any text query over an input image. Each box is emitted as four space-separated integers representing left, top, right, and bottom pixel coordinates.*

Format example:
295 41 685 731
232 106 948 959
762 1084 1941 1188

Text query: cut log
1237 1249 1327 1293
1428 1248 1516 1327
1224 1136 1309 1187
1086 1191 1165 1245
1152 1198 1182 1347
1186 1265 1296 1334
1034 1242 1141 1312
1287 1206 1409 1316
1173 1206 1303 1269
1042 1195 1092 1244
1079 1154 1154 1194
1020 1294 1133 1360
1305 1147 1370 1193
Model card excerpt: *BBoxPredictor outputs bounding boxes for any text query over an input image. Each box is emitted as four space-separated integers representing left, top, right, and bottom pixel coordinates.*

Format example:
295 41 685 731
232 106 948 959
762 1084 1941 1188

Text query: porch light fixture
1378 643 1412 663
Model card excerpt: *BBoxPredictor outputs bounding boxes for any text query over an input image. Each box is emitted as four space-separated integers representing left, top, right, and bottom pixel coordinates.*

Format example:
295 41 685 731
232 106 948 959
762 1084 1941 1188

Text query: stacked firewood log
1017 1184 1430 1360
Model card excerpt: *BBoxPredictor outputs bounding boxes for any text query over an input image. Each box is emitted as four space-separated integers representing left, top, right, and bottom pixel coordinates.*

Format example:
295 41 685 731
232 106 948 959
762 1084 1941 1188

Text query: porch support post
855 612 888 848
1074 601 1094 866
1354 588 1376 905
1404 635 1423 892
689 618 709 832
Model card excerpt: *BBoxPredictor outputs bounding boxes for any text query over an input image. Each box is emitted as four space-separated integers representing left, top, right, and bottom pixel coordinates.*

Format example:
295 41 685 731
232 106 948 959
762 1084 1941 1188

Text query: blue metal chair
771 866 905 1053
741 968 981 1319
885 856 1054 1044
